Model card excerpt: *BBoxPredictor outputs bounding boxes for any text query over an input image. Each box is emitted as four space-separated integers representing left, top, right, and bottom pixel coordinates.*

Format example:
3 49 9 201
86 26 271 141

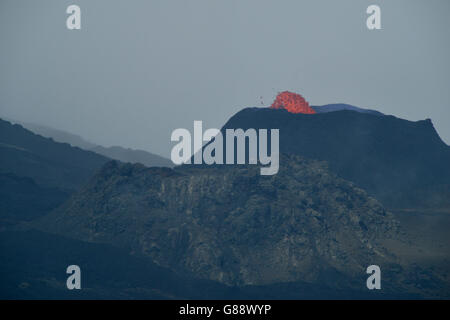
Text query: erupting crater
270 91 316 114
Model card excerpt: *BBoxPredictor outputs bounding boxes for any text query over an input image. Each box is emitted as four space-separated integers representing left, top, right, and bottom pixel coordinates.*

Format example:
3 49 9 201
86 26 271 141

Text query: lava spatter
270 91 315 114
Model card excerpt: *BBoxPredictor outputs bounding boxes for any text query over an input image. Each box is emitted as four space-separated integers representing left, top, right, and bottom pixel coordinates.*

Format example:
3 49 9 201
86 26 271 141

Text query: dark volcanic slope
7 119 174 168
0 173 68 226
37 155 404 290
0 118 109 191
221 108 450 208
0 118 111 224
91 145 173 168
10 120 97 150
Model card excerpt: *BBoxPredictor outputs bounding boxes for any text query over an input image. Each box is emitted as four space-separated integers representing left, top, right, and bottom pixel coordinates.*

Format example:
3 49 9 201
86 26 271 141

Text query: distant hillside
6 118 173 168
12 121 97 150
91 145 173 168
0 118 172 225
0 118 109 191
311 104 384 116
0 118 111 224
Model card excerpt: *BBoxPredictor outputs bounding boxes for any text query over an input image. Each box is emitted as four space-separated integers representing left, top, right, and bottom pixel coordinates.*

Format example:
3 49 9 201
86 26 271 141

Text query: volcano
219 107 450 208
270 91 316 114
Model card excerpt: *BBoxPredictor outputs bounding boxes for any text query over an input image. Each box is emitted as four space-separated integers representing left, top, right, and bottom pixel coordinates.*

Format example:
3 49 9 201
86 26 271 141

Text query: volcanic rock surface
36 154 401 288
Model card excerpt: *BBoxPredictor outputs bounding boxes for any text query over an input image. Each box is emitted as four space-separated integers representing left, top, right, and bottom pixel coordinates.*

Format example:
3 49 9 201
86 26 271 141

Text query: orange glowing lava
270 91 315 114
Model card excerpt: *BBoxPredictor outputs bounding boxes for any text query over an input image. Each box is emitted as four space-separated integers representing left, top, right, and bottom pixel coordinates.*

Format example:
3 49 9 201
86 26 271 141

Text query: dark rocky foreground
31 154 448 298
1 229 418 299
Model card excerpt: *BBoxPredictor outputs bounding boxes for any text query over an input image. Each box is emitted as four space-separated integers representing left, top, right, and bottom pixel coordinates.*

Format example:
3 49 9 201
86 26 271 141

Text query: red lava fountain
270 91 316 114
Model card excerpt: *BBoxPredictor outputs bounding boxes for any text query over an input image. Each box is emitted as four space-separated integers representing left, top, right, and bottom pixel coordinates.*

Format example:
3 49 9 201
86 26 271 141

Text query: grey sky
1 0 449 157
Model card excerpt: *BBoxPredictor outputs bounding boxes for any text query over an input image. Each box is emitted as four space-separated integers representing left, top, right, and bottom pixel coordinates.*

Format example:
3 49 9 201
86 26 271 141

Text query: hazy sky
1 0 449 157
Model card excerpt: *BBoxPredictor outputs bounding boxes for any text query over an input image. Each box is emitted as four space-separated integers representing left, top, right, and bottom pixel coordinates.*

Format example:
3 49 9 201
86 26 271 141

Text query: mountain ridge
311 103 384 116
2 117 173 168
0 118 109 191
220 107 450 208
